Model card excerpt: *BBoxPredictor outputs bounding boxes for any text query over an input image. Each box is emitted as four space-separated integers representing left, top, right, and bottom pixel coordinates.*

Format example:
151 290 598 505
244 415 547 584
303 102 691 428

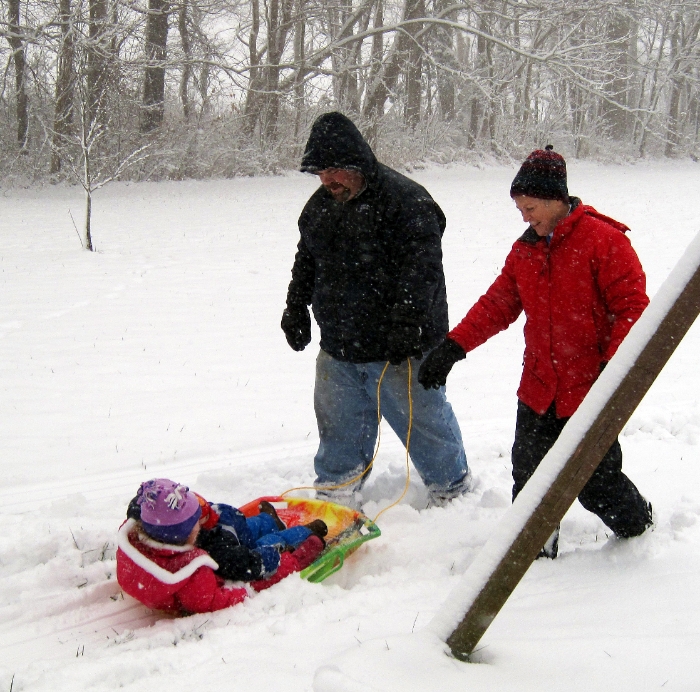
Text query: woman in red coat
418 147 653 557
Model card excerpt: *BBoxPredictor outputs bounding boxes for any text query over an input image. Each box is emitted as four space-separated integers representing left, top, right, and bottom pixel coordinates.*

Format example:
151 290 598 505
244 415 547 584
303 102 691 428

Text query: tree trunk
665 13 700 157
331 0 367 115
362 0 422 129
293 0 306 140
404 0 425 128
261 0 281 140
433 0 457 120
259 0 293 142
600 5 632 141
82 131 94 251
363 0 384 143
179 0 192 120
638 17 670 157
6 0 29 150
666 76 683 157
244 0 262 135
51 0 75 173
87 0 109 129
199 59 211 115
84 188 94 251
484 19 496 151
141 0 170 132
350 7 371 113
330 0 351 110
467 9 489 149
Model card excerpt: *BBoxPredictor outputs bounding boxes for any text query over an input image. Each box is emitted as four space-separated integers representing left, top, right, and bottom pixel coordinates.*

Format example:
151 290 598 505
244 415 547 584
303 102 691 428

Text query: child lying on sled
116 478 327 614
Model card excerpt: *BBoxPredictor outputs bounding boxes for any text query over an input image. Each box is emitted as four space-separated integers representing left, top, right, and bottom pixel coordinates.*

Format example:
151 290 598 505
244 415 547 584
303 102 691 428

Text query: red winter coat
448 200 649 417
116 519 324 614
116 519 248 613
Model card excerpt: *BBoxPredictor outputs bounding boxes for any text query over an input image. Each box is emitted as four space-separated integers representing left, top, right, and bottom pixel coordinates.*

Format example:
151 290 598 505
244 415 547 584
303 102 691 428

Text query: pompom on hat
510 145 569 203
136 478 202 544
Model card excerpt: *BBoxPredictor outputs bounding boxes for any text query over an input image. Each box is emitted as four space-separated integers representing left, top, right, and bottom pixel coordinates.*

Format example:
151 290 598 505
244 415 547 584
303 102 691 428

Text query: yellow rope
281 359 414 523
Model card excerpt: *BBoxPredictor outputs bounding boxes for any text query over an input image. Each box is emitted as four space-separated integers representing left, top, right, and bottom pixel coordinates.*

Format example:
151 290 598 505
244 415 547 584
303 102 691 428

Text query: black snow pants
511 401 652 538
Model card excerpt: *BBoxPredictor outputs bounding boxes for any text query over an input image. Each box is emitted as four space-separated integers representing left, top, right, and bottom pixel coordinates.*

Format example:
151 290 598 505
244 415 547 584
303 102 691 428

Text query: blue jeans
313 350 469 498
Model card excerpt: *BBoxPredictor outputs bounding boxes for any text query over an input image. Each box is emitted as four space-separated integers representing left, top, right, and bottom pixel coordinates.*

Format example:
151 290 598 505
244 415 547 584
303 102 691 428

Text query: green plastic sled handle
301 551 344 583
299 516 381 583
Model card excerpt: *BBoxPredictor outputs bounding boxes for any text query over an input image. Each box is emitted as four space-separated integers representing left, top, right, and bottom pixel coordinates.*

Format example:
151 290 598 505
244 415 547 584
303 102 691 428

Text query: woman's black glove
386 321 423 365
417 338 466 389
281 304 311 351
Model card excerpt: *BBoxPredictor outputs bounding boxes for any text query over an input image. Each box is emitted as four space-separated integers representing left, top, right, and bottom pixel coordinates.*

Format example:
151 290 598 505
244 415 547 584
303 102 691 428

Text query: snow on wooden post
431 232 700 661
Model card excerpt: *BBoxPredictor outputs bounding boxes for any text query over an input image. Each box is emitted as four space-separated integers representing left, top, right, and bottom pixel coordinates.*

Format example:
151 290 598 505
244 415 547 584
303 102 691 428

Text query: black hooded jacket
286 112 450 363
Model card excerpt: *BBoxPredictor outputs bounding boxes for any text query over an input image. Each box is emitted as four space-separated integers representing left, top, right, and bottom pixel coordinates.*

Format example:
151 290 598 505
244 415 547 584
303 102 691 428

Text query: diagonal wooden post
437 232 700 661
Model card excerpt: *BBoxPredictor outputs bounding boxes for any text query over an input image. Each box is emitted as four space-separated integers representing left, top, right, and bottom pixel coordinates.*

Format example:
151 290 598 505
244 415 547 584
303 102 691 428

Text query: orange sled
238 496 381 583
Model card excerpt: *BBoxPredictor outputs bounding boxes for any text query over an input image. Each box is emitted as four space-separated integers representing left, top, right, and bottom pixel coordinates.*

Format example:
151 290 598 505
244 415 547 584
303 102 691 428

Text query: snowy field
1 161 699 691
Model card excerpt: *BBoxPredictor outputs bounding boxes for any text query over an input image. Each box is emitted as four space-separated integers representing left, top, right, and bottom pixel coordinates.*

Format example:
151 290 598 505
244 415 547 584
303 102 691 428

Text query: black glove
386 321 423 366
281 304 311 351
417 338 466 389
197 526 271 580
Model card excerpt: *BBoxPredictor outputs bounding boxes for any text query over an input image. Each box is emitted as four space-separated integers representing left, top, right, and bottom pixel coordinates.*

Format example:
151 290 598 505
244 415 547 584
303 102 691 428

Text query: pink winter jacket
116 519 248 613
116 519 325 614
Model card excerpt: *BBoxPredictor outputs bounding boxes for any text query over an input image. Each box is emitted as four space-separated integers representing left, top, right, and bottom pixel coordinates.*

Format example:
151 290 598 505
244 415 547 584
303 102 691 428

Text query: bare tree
4 0 700 183
5 0 29 150
51 0 76 172
431 0 458 120
292 0 306 137
243 0 262 134
178 0 192 119
664 9 700 156
141 0 169 132
58 56 152 249
599 2 634 141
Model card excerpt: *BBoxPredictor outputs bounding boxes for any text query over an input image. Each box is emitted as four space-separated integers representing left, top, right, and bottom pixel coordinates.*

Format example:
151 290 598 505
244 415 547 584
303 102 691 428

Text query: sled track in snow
0 440 318 516
0 599 166 663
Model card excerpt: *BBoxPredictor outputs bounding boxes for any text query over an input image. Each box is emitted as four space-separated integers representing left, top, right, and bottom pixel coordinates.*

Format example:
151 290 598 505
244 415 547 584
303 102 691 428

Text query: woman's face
513 195 569 237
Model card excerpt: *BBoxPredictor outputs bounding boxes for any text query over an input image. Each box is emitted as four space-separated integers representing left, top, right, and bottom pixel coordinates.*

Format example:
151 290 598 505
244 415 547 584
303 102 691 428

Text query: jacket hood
300 112 378 180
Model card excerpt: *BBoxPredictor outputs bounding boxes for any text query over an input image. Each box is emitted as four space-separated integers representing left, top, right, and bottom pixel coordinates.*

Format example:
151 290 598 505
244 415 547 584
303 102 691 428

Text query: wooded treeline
2 0 700 182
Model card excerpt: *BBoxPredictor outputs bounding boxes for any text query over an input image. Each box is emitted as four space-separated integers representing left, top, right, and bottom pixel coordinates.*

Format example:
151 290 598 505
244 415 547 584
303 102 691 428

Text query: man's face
317 168 365 202
513 195 569 237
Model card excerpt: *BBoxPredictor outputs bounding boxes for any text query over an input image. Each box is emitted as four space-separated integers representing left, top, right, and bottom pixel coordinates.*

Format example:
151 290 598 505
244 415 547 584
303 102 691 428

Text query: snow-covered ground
1 162 699 691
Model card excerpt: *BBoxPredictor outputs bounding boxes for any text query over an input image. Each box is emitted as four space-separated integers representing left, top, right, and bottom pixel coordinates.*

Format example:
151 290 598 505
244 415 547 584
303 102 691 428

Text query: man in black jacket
282 112 470 509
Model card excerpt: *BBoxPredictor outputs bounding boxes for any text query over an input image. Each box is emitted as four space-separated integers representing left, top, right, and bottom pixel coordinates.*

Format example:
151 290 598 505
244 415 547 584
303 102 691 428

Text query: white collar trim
118 519 219 585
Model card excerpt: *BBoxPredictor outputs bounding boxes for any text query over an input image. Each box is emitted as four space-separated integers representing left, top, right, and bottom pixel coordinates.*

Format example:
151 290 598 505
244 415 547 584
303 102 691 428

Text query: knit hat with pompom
136 478 202 544
510 145 569 202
